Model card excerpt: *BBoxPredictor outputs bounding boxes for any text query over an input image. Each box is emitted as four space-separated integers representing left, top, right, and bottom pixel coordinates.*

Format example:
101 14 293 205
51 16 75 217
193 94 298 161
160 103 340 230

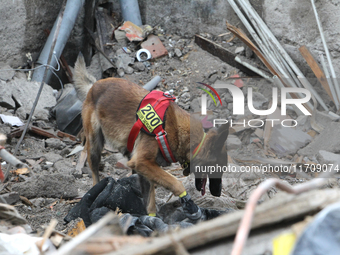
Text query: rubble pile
0 0 340 254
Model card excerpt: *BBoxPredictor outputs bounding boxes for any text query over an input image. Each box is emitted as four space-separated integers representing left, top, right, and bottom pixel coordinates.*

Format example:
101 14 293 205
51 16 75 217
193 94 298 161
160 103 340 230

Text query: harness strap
127 91 177 163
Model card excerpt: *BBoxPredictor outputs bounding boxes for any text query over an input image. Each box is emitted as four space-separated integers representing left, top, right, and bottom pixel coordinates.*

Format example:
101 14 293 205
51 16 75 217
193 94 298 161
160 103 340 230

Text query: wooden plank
299 45 334 102
194 34 258 76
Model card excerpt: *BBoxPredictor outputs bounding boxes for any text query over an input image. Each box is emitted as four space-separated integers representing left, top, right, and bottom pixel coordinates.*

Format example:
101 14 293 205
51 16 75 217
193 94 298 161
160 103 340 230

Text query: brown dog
73 54 229 220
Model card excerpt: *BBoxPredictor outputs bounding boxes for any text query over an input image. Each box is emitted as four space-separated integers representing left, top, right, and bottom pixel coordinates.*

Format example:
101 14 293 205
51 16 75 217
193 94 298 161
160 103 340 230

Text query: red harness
127 91 177 163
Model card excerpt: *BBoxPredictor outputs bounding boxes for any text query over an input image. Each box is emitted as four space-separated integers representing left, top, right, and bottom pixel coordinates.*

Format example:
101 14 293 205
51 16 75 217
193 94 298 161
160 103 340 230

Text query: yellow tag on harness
137 103 163 133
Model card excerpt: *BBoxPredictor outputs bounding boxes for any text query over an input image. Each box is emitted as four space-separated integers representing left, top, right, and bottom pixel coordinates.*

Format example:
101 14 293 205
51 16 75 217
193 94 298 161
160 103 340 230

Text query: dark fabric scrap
64 174 229 235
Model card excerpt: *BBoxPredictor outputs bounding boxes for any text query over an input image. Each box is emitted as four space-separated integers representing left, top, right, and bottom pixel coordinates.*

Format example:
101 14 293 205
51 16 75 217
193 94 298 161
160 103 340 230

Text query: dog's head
189 123 229 197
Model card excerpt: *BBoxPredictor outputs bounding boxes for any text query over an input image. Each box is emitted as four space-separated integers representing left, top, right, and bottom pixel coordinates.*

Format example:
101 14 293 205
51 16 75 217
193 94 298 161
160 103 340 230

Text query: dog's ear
213 123 229 152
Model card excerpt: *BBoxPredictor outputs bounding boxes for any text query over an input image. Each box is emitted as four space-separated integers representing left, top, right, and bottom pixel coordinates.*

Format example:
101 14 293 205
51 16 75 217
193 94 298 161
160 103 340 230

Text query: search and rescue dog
73 54 229 220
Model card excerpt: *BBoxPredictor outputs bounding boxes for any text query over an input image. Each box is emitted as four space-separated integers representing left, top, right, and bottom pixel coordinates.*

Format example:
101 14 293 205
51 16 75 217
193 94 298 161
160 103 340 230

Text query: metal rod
238 0 328 111
311 0 340 103
319 53 339 110
235 56 272 80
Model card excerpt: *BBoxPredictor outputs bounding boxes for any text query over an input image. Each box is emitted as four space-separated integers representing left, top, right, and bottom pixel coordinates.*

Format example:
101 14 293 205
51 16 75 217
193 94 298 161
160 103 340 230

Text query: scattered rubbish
119 21 144 41
0 232 54 255
67 218 86 237
122 47 131 53
235 46 245 54
273 232 296 255
229 74 244 88
52 88 83 136
67 145 84 158
141 35 168 59
0 115 24 127
136 49 152 62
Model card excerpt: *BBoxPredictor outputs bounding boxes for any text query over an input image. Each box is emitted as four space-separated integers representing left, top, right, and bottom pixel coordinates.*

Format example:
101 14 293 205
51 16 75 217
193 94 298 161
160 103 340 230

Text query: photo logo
197 82 223 108
200 83 311 116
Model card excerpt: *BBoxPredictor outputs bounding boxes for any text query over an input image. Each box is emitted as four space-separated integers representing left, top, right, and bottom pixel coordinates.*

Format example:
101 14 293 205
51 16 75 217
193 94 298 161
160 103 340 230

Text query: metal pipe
319 53 339 109
311 0 340 103
119 0 142 26
234 56 272 80
238 0 328 111
0 148 28 169
143 75 161 91
32 0 85 83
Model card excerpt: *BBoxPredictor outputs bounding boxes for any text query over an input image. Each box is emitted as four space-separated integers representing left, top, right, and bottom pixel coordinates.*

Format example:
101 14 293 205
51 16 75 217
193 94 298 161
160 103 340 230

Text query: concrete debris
317 150 340 165
226 135 242 150
11 173 78 199
114 50 135 72
299 122 340 157
45 138 66 150
0 78 56 121
235 46 245 54
0 64 15 81
0 192 20 205
250 92 268 109
133 62 145 71
175 48 182 58
295 115 311 132
270 126 312 156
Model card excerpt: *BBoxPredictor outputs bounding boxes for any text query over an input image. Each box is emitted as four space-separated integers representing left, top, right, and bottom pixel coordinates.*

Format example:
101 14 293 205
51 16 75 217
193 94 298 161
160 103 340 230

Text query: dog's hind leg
138 174 156 215
84 114 105 186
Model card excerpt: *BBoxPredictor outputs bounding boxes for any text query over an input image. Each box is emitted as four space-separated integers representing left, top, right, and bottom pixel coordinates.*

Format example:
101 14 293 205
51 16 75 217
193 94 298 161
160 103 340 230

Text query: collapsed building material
299 46 335 105
8 0 66 183
62 188 340 255
194 35 258 76
227 0 327 111
310 0 340 104
230 170 335 255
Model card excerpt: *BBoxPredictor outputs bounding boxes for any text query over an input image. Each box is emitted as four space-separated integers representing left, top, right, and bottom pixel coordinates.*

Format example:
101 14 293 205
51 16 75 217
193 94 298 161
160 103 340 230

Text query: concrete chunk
318 150 340 165
226 135 242 150
269 126 312 156
299 122 340 157
11 174 78 199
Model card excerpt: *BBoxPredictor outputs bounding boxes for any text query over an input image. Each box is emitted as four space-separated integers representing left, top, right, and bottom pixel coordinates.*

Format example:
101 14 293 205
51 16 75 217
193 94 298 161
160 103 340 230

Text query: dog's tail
73 53 97 102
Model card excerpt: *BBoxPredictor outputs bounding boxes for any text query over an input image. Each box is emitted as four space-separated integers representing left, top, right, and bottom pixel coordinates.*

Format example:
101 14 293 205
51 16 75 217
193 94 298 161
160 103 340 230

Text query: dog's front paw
179 194 202 221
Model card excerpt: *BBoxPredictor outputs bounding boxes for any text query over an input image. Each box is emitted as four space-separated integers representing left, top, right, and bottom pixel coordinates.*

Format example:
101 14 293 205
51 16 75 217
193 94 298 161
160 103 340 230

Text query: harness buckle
156 130 167 138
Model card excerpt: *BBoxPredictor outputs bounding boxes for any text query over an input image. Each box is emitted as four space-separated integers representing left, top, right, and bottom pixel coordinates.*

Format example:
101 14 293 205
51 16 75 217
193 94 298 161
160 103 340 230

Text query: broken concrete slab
11 173 78 199
317 150 340 165
0 81 16 109
45 138 66 150
269 126 312 157
43 151 63 163
250 92 268 109
7 78 56 121
298 122 340 157
0 192 20 205
226 135 242 150
0 64 15 81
